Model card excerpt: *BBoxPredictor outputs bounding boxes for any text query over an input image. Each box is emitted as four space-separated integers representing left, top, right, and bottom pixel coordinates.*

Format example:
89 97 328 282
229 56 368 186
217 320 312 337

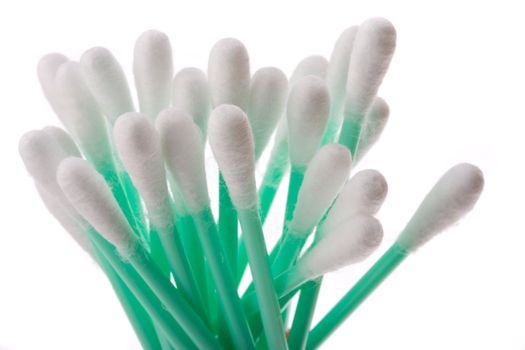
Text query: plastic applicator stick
113 112 207 317
208 38 250 279
289 170 388 349
306 164 485 348
209 105 288 350
157 108 254 349
19 131 166 350
57 157 222 350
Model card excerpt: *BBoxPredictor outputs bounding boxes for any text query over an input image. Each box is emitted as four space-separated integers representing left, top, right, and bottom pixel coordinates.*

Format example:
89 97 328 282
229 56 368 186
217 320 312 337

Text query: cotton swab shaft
306 243 408 349
89 232 202 350
92 248 164 350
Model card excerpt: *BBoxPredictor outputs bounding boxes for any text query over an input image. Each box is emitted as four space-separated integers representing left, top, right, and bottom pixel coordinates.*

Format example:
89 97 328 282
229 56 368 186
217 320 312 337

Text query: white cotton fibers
290 55 328 85
289 144 352 235
208 38 250 109
172 67 211 136
320 169 388 237
298 215 383 279
287 75 330 168
156 108 210 213
133 30 173 120
81 47 134 124
208 104 257 210
397 163 484 251
344 17 396 122
247 67 288 160
113 113 173 232
57 157 138 257
355 97 390 162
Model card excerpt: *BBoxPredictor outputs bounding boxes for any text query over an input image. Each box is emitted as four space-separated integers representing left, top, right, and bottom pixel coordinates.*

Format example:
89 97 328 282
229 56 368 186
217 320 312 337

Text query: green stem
156 226 208 320
193 207 255 350
93 248 163 350
90 232 199 349
306 243 409 349
287 278 322 350
237 208 288 350
219 173 238 279
237 136 290 281
283 168 305 229
177 214 209 314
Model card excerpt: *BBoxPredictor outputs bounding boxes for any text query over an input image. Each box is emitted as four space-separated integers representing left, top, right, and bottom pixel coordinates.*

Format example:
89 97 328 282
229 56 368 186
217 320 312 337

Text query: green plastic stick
237 134 290 281
91 231 221 350
287 279 322 350
154 226 208 319
219 173 238 279
192 206 255 350
90 233 200 349
306 243 409 349
177 214 209 311
93 248 163 350
237 207 288 350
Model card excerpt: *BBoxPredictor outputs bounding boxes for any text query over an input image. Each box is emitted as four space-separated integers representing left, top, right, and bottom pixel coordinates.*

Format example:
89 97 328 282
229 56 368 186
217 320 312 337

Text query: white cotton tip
355 97 390 162
208 104 257 209
247 67 288 160
208 38 250 109
298 215 383 279
344 18 396 120
133 30 173 119
41 126 81 158
19 130 75 191
36 184 92 254
397 163 485 252
172 67 211 135
156 108 210 213
113 113 173 231
54 62 113 168
57 157 138 257
289 144 352 236
326 26 359 102
37 53 69 115
290 55 328 85
287 76 330 168
80 47 134 124
320 169 388 236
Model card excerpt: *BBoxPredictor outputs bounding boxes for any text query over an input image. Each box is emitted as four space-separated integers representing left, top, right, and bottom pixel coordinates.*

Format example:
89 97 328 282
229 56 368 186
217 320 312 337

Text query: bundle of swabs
19 17 485 350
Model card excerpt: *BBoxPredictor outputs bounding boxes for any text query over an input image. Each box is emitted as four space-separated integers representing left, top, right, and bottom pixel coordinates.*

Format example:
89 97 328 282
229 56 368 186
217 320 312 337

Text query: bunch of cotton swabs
19 17 484 350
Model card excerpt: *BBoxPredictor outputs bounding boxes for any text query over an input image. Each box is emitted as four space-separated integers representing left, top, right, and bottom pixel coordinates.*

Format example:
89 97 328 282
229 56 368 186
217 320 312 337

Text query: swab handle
306 243 408 349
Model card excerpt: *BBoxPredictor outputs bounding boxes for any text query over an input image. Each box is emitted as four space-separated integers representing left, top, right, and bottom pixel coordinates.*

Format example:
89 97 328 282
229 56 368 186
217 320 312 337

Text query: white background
1 0 524 349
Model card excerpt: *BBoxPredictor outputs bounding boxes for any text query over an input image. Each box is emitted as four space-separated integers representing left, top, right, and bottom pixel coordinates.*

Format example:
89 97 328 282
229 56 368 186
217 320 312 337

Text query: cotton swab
288 169 388 349
248 67 288 161
306 163 485 349
156 107 254 349
243 215 383 342
338 18 396 155
113 112 207 317
37 53 69 116
172 67 211 136
283 75 330 231
208 104 288 350
80 47 134 124
321 26 359 145
271 144 352 275
56 157 221 350
19 129 165 350
208 37 251 281
256 55 329 224
289 55 328 83
133 30 173 120
354 97 390 163
238 60 330 281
